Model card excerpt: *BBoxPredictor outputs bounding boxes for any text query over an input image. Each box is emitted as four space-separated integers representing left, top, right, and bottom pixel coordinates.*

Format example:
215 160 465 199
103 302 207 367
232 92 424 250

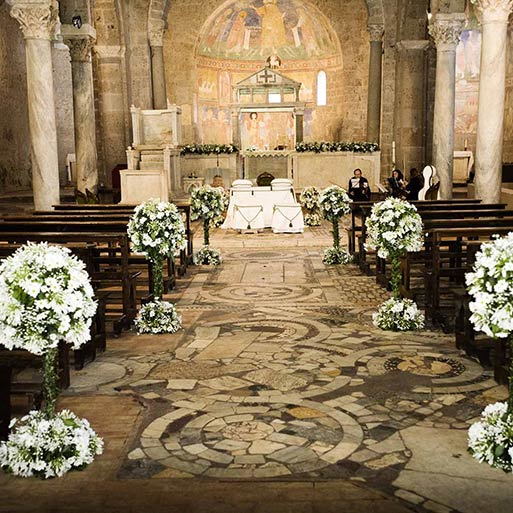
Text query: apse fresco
199 106 232 144
240 111 295 150
198 0 338 61
455 29 480 138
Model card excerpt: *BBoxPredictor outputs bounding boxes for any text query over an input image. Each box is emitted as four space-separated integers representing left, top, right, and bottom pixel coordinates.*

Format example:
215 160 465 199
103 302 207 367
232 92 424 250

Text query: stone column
429 14 465 199
367 24 384 144
393 40 429 174
473 0 513 203
10 1 60 211
149 21 167 110
63 25 98 194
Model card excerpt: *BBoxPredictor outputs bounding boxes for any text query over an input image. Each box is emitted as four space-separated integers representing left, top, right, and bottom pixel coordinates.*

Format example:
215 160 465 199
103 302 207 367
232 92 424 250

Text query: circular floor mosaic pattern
141 400 363 478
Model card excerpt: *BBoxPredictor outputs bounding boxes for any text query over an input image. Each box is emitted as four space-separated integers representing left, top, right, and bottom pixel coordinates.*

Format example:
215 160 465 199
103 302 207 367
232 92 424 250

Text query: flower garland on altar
0 243 102 479
319 186 353 265
365 198 425 331
181 144 238 156
295 141 379 153
128 199 186 333
191 185 226 265
465 233 513 471
299 187 322 227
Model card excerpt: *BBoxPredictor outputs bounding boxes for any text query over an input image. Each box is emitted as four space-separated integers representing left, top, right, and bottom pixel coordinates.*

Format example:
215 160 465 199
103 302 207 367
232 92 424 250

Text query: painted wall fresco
454 29 480 146
240 111 295 149
198 0 339 61
196 0 342 144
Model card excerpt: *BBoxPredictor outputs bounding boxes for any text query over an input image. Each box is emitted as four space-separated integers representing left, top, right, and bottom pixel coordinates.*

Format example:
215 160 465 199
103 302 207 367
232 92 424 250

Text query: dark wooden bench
348 199 485 255
0 231 137 337
0 342 70 440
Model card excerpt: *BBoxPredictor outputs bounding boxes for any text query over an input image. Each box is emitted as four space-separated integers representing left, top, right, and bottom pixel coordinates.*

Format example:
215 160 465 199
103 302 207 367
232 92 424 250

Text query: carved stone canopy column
367 23 384 143
428 13 465 199
148 19 168 110
472 0 513 203
62 24 98 194
10 0 61 210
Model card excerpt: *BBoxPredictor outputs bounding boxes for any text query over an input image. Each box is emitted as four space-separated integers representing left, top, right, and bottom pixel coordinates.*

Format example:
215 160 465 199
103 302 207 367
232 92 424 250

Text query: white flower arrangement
128 200 186 334
319 186 352 265
0 410 103 479
191 185 226 264
365 198 424 260
305 212 323 226
191 185 226 223
127 199 187 263
134 300 182 334
373 297 425 331
465 233 513 471
322 247 353 265
466 233 513 339
0 242 97 356
319 185 352 221
0 243 102 479
300 187 322 226
194 246 222 266
468 402 513 471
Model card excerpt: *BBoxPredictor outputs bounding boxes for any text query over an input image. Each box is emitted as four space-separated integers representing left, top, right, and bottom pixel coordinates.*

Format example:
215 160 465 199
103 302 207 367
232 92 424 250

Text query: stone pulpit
120 105 183 203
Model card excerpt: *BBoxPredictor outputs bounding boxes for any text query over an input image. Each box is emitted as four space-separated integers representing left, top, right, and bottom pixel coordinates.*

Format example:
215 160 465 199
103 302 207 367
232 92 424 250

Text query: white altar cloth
222 187 296 229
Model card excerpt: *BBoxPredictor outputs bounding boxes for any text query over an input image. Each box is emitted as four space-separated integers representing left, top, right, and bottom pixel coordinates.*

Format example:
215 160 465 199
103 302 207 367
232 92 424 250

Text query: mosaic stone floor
2 225 513 513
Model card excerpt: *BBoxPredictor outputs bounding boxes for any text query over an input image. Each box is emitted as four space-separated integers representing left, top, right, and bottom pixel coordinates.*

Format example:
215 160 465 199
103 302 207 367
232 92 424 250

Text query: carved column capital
368 23 384 42
428 14 466 50
148 19 166 47
471 0 513 23
65 35 95 62
10 1 58 40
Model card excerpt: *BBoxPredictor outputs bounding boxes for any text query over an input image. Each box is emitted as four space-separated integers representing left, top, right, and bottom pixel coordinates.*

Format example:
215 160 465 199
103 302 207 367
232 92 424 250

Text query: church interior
1 0 513 512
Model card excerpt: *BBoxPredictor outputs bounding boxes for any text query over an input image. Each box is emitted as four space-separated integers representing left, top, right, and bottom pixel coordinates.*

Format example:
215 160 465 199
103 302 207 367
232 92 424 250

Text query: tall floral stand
0 243 103 479
191 185 226 266
128 199 186 334
466 234 513 471
365 198 425 331
319 186 352 265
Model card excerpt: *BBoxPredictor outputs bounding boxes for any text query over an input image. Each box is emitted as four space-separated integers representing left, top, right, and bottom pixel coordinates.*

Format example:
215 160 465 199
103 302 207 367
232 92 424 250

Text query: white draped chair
233 204 265 232
231 179 253 189
270 178 293 191
271 204 304 233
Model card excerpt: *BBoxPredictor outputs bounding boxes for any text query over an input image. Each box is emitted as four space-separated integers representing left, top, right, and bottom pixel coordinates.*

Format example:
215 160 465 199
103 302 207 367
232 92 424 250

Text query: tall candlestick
392 140 396 166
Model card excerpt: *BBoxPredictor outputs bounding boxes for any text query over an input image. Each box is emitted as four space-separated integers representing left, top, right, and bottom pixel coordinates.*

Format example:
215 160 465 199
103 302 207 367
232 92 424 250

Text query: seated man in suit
348 168 371 201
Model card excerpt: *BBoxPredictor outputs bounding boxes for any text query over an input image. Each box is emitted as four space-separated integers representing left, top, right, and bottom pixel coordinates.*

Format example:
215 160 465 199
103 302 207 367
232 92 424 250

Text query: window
268 92 281 103
317 71 327 106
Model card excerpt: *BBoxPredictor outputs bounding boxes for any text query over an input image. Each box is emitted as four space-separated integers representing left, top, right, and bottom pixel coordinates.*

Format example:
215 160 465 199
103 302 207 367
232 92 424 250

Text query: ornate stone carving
65 36 95 62
10 2 58 40
148 19 166 47
428 17 465 48
471 0 513 23
368 23 384 42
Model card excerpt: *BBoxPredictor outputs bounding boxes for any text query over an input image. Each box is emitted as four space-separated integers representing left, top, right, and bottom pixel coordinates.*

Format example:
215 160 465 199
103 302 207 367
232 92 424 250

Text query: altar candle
464 138 468 150
392 141 396 165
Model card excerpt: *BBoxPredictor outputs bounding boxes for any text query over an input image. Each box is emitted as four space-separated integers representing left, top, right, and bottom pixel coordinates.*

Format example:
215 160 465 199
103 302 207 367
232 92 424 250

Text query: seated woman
405 168 424 201
348 168 371 201
387 169 406 198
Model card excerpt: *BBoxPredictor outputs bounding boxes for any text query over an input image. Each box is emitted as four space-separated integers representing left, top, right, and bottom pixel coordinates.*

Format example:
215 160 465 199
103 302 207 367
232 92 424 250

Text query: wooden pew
359 208 513 277
0 342 70 440
0 242 107 369
0 231 137 336
348 199 484 255
50 202 194 267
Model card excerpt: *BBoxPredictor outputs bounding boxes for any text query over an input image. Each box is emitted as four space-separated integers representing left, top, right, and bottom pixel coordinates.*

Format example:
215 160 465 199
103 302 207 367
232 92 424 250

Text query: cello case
418 165 439 200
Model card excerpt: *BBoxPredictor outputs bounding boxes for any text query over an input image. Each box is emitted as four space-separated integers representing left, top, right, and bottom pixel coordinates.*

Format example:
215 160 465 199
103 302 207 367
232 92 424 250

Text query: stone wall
0 3 31 192
503 29 513 164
